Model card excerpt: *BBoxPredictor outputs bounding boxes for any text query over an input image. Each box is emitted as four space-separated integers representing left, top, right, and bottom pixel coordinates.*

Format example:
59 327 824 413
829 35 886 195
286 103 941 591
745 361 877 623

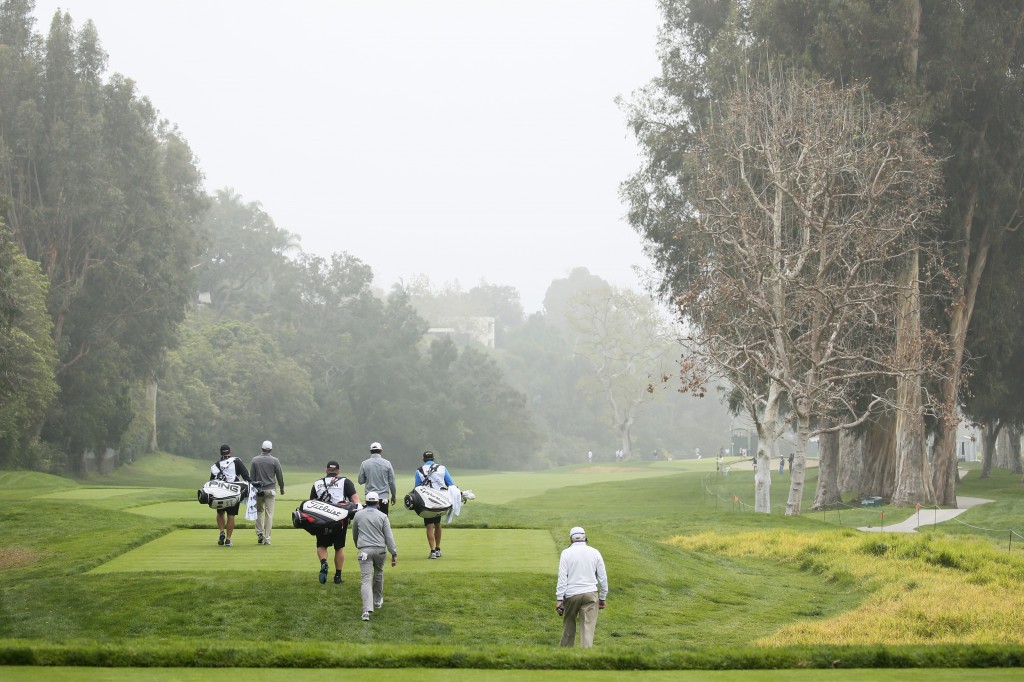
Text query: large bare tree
671 76 945 514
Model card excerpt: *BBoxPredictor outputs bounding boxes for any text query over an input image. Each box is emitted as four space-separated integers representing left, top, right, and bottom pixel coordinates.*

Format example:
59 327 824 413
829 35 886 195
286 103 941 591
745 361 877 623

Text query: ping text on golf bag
197 479 246 510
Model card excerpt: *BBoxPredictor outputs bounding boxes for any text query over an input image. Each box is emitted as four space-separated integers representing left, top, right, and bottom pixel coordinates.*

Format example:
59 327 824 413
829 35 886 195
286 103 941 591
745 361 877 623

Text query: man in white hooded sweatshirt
555 526 608 648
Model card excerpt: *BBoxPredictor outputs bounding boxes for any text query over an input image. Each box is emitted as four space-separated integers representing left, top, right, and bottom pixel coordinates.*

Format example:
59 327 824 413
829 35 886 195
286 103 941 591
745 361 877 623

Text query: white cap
261 440 273 451
365 491 380 503
370 442 382 452
569 526 587 542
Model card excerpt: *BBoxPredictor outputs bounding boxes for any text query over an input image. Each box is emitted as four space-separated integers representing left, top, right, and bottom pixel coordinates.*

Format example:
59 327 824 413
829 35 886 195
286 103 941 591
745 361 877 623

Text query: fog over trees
3 1 1024 498
0 1 729 473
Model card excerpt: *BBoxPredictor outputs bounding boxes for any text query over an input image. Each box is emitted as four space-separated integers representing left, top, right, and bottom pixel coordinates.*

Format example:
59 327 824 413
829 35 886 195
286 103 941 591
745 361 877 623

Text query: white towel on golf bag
445 485 463 523
245 483 258 520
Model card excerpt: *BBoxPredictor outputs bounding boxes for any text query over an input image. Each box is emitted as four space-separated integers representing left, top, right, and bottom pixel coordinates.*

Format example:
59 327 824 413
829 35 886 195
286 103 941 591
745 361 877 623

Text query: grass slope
1 455 1023 672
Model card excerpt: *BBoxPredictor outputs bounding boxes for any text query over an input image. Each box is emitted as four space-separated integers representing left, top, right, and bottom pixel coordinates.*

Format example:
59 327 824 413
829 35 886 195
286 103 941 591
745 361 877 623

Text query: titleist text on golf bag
291 499 350 536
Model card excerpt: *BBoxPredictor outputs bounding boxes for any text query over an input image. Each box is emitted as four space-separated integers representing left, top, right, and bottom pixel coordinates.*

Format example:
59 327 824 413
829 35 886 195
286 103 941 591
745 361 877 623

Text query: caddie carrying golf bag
197 479 246 510
404 485 452 519
291 499 350 536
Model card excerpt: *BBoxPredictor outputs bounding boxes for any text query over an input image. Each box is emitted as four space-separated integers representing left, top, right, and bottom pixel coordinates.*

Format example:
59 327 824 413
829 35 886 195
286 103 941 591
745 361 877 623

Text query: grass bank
1 455 1023 672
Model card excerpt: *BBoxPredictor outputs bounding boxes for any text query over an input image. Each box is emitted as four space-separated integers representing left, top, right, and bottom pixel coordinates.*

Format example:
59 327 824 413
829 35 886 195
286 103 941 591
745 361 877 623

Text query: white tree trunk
786 398 811 516
753 382 783 513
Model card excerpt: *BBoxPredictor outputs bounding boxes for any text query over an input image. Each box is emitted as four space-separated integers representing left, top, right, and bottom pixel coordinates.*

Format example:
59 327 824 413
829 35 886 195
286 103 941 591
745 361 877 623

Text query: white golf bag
197 479 246 510
404 485 453 519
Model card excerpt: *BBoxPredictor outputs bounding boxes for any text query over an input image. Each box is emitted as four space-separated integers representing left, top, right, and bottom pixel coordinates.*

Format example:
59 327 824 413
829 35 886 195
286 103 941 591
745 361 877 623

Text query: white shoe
361 612 370 621
374 600 383 609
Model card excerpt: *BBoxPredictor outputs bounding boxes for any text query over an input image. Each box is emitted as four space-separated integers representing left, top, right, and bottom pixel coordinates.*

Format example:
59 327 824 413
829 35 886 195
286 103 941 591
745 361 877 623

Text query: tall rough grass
669 530 1024 645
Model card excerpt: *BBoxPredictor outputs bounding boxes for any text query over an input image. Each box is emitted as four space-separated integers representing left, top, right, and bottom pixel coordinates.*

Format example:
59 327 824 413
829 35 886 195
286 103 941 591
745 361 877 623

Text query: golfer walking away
210 444 250 547
555 526 608 648
250 440 285 545
415 450 454 559
358 441 397 516
309 460 360 585
351 492 398 622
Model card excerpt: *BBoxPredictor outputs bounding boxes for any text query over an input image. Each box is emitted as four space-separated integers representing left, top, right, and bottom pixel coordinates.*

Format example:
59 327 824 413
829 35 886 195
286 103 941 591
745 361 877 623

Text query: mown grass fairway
89 528 555 574
1 456 1023 677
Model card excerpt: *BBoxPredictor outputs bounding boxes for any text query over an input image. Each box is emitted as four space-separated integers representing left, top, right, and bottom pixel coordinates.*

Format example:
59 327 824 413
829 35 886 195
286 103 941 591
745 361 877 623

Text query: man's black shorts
316 522 348 550
422 515 442 527
219 502 241 516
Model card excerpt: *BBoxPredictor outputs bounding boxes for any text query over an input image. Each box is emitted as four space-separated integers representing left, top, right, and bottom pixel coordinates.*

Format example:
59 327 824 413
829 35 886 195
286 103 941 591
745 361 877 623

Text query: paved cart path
857 469 996 533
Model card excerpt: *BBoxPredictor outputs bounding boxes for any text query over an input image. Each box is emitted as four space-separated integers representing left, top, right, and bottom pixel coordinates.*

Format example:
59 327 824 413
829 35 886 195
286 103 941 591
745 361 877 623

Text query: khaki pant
560 591 599 647
357 547 387 613
254 490 276 541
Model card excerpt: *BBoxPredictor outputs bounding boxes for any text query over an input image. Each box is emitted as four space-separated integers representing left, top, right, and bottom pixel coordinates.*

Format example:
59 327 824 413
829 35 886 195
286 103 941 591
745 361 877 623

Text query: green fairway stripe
33 488 154 500
88 528 557 574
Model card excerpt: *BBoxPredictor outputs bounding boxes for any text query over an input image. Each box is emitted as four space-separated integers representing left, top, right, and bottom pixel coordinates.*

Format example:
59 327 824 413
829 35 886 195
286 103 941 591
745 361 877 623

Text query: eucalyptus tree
960 238 1024 477
625 0 1024 505
0 6 207 467
627 75 943 514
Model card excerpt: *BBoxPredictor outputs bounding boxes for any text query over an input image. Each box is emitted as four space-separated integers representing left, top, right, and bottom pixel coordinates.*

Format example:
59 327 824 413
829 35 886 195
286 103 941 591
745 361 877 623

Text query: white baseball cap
569 526 587 542
261 440 273 451
370 442 382 452
365 491 380 503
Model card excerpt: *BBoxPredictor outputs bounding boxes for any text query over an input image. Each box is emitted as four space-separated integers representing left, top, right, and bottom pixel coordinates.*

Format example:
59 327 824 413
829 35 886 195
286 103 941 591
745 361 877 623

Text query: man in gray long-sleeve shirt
351 491 398 621
249 440 285 545
357 441 397 516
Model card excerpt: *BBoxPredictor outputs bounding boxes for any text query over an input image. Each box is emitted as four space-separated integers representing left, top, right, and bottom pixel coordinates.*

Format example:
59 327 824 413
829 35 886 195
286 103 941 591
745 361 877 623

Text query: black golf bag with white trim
291 499 351 536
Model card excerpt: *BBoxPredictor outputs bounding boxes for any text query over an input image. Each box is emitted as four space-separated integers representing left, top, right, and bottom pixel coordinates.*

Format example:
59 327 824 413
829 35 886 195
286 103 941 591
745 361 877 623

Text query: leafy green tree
1 5 207 468
157 318 316 459
0 222 58 468
195 188 301 323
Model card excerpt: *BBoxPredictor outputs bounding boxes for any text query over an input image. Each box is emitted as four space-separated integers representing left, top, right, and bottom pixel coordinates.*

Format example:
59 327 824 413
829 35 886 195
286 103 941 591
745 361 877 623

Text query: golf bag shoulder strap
418 463 439 487
215 457 237 481
318 475 346 502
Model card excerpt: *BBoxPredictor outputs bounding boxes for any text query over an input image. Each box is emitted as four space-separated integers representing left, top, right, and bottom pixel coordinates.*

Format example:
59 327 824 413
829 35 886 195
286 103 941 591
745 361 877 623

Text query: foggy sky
31 0 662 313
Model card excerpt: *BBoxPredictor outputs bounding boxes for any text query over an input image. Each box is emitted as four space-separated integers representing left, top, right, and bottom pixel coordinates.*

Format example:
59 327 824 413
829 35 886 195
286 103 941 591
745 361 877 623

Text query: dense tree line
624 0 1024 509
1 2 206 471
0 2 731 473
